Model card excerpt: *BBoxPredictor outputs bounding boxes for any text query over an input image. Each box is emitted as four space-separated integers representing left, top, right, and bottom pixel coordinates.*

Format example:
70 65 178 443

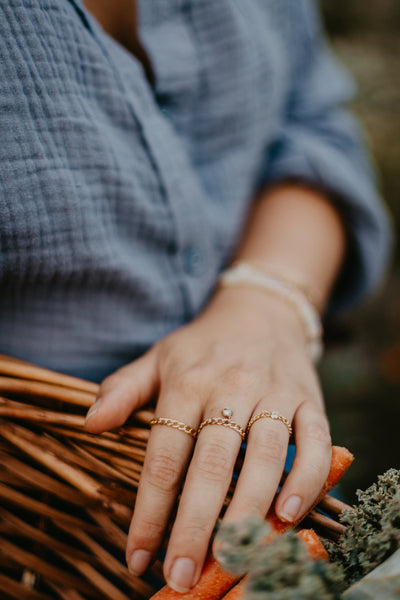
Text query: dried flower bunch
330 468 400 584
215 518 344 599
215 469 400 599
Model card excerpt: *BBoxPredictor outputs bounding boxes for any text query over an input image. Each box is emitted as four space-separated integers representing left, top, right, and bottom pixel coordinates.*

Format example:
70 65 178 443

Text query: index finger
126 398 198 576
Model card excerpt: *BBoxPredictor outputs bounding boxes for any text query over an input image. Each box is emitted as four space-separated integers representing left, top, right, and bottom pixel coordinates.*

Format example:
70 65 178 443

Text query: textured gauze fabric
0 0 392 381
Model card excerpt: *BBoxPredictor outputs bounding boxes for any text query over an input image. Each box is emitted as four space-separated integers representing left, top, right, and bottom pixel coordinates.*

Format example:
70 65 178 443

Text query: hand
85 286 332 593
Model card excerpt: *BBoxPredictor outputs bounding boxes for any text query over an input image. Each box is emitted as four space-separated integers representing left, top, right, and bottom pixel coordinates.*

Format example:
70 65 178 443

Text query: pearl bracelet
218 262 323 363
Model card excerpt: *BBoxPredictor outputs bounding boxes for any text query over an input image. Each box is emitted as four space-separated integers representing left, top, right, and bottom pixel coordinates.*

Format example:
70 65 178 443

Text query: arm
232 182 346 313
258 0 392 314
85 182 345 592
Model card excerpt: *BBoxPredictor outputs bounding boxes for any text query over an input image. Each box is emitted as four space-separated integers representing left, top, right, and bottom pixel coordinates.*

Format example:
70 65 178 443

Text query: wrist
208 284 309 349
216 262 323 363
234 258 322 311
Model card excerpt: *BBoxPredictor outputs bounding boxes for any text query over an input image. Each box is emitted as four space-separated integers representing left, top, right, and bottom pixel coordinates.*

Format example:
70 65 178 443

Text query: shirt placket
66 0 218 318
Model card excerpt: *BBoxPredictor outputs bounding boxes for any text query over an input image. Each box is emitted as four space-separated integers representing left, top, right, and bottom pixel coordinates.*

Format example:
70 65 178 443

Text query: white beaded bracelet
218 262 323 363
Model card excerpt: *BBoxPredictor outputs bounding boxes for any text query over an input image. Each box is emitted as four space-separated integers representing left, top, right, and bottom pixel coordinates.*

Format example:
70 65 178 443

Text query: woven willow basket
0 354 346 600
0 354 163 600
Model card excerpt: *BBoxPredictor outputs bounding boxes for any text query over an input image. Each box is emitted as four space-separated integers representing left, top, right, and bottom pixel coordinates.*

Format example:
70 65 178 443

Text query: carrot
269 445 354 534
149 557 238 600
297 529 329 561
316 445 354 502
151 446 352 599
219 580 245 600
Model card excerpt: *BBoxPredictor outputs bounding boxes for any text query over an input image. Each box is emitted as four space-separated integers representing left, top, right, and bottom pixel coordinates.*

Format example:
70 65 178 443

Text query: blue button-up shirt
0 0 391 380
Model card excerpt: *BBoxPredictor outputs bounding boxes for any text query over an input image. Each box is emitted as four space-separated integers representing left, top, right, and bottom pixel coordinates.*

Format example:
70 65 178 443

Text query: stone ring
246 410 293 437
197 408 246 441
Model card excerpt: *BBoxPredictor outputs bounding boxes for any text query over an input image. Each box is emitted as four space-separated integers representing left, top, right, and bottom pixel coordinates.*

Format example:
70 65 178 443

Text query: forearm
232 183 347 313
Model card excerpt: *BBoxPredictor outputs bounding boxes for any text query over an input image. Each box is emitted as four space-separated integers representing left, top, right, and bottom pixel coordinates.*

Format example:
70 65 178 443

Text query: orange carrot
317 445 354 501
219 580 245 600
269 445 354 534
297 529 329 561
149 557 238 600
151 446 352 599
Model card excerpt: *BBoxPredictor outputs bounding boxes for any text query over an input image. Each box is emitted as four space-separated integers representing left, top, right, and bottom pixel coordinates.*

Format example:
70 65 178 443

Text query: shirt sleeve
260 0 393 315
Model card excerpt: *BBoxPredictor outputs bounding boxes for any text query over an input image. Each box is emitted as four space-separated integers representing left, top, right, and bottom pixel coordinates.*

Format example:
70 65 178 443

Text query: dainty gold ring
197 408 246 441
246 410 293 437
149 417 197 439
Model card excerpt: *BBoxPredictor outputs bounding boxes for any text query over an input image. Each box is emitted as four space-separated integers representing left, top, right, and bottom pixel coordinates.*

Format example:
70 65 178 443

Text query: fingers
83 332 332 596
125 364 330 594
222 406 293 525
213 373 331 558
162 407 248 592
275 401 332 523
127 380 251 593
125 365 208 577
85 348 159 432
126 404 197 577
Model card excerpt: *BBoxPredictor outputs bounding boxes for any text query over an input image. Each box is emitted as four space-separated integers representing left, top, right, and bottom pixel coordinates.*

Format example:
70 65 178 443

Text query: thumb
84 348 159 433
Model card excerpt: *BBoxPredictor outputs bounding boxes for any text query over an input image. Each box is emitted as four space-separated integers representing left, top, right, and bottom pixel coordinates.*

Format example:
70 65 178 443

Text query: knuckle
220 364 256 392
253 428 287 465
304 420 331 446
130 517 165 549
196 441 232 482
146 450 182 493
99 373 119 396
174 370 204 397
176 519 210 544
238 496 268 517
299 456 331 486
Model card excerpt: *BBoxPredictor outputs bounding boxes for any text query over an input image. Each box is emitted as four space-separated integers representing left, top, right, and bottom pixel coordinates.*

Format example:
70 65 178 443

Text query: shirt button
160 106 171 118
183 245 207 276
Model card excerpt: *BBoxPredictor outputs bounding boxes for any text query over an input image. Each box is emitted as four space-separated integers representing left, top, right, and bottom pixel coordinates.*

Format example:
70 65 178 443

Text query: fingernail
85 397 103 423
128 549 151 576
168 558 196 593
279 495 302 522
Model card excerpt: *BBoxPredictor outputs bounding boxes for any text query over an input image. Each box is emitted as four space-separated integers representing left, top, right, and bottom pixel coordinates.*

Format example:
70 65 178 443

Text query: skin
86 183 346 593
83 0 347 592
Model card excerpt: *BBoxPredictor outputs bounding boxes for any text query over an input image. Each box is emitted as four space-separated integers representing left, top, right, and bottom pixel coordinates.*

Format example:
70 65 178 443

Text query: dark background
319 0 400 501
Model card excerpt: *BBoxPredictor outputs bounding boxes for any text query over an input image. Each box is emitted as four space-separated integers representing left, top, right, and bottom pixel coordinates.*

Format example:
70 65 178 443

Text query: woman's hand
85 284 332 593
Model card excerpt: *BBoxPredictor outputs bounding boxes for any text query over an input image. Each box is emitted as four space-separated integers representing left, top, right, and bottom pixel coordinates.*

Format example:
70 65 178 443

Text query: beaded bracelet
218 262 323 363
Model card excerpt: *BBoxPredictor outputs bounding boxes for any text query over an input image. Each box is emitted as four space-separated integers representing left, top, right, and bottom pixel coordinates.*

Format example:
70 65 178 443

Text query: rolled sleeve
261 0 393 314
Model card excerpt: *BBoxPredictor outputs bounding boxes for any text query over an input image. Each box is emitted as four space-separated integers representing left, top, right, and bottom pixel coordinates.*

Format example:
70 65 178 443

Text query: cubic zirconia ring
149 417 197 439
246 410 293 437
197 408 246 441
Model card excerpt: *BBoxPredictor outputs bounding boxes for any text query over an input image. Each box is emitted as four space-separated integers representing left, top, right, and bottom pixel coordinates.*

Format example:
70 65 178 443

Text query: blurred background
319 0 400 501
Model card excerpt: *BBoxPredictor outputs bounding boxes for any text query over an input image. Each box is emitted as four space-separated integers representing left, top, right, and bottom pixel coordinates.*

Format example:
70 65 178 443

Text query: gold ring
149 417 197 439
246 410 293 437
197 408 246 441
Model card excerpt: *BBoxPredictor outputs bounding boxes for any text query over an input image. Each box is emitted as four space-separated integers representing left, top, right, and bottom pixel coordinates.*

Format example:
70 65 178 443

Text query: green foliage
329 469 400 584
216 518 345 599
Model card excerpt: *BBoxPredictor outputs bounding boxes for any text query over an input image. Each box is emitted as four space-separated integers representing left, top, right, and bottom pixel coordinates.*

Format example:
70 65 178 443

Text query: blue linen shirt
0 0 392 381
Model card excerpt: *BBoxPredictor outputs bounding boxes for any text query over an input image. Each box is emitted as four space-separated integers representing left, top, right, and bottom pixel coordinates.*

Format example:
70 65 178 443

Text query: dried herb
216 470 400 598
216 518 345 599
329 469 400 584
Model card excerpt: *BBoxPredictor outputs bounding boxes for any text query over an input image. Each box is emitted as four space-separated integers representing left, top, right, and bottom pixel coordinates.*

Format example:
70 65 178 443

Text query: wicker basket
0 354 161 600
